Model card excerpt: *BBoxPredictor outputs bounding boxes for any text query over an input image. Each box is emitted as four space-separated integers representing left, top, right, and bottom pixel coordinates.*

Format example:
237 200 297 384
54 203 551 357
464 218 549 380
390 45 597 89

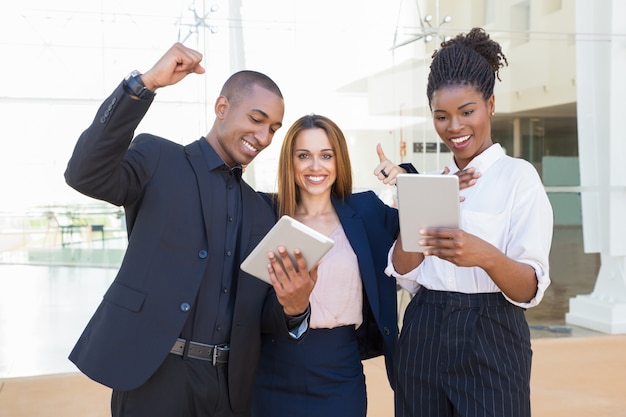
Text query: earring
491 111 495 116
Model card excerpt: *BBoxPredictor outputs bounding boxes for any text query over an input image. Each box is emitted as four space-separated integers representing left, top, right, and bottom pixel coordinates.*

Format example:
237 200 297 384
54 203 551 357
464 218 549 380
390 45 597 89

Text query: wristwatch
123 70 155 100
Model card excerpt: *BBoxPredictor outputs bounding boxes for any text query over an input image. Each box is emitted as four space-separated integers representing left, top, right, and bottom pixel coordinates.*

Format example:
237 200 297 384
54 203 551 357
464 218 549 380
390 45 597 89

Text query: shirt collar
448 143 505 175
198 138 243 179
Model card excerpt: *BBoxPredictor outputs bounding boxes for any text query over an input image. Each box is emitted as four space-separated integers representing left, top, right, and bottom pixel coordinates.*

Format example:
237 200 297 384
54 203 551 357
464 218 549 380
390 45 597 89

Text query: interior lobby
1 0 625 416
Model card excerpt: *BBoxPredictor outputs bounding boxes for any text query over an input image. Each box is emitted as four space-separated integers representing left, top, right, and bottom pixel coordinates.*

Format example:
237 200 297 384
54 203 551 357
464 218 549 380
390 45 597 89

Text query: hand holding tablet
241 215 335 283
395 174 460 252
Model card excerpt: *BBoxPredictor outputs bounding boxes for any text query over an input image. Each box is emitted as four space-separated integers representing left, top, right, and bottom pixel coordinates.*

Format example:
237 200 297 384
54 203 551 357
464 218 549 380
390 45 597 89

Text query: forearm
391 234 425 274
482 250 538 303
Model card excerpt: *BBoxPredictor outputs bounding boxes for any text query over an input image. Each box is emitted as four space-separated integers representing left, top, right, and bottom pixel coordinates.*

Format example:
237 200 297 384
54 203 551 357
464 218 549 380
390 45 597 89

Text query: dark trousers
394 288 532 417
111 353 249 417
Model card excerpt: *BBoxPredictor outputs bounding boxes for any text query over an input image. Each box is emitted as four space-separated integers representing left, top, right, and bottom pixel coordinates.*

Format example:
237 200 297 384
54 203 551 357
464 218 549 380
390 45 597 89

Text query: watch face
126 70 141 80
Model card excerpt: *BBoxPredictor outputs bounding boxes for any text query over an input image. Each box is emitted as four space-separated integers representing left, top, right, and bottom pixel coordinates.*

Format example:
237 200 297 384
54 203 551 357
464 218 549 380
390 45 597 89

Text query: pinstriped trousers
394 288 532 417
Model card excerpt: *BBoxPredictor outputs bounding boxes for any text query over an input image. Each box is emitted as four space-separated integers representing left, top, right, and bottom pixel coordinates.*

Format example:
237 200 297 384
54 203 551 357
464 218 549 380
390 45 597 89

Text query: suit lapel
184 140 222 242
238 183 257 262
332 196 381 319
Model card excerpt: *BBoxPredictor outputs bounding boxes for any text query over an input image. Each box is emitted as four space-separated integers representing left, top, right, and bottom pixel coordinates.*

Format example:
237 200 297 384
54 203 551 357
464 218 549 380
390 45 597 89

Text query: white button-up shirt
386 143 553 308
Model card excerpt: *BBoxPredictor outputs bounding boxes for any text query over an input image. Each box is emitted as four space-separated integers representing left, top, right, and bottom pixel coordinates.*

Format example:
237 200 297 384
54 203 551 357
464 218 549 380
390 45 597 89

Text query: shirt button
180 302 191 312
228 216 233 222
226 250 232 256
198 250 208 258
223 288 228 293
383 327 390 336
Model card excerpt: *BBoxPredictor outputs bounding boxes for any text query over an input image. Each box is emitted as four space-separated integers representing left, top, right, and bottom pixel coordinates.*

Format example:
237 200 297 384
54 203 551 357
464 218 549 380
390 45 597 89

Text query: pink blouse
309 224 363 329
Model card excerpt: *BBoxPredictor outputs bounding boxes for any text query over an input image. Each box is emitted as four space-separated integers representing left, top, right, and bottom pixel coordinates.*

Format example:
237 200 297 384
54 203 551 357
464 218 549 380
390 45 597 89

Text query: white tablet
395 174 460 252
240 215 335 284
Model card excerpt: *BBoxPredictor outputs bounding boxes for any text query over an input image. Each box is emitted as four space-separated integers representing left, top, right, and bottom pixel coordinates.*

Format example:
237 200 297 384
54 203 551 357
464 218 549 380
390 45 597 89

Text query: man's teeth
451 135 470 144
243 140 258 152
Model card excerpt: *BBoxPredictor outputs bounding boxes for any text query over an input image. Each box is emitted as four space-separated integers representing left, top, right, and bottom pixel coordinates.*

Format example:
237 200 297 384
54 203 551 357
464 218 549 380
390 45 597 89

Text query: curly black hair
426 27 508 105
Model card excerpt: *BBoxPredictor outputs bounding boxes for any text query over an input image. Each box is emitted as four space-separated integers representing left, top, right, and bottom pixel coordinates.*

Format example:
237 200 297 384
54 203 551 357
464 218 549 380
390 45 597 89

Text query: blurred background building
1 0 625 381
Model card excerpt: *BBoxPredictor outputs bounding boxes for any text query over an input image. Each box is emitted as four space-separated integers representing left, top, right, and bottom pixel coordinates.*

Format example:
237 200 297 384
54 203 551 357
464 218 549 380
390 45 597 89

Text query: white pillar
229 0 245 73
566 0 626 334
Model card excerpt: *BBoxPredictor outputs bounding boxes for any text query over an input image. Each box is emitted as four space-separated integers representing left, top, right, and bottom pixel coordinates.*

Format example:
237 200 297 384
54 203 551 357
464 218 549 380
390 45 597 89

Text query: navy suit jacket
332 192 399 387
65 83 294 412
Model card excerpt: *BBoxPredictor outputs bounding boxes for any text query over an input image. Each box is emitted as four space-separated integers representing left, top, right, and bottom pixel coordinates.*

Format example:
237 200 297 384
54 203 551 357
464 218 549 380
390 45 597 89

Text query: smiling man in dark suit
65 42 316 417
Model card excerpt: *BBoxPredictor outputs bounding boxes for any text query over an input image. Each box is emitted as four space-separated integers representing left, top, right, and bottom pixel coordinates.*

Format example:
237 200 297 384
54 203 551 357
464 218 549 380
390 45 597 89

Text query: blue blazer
330 192 400 387
65 82 295 413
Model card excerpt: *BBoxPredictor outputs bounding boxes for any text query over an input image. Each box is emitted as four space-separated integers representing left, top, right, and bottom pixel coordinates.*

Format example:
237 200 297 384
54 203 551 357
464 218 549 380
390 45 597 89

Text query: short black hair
220 70 283 104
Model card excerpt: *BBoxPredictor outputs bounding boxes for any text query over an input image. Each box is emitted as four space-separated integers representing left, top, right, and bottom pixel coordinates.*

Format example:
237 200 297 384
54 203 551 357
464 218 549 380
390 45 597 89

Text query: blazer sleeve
64 82 155 206
399 162 419 174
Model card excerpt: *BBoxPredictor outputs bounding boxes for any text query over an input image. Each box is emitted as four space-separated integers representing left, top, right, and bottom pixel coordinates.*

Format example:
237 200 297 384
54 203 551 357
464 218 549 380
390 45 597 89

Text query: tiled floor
0 264 116 378
2 335 626 417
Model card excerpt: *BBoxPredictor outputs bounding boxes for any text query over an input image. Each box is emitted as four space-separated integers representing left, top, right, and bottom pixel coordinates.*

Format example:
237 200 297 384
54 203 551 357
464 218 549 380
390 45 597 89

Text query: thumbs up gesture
373 143 406 185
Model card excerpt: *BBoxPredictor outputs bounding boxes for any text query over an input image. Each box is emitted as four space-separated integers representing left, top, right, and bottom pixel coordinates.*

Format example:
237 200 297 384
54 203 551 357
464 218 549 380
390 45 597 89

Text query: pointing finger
376 143 388 162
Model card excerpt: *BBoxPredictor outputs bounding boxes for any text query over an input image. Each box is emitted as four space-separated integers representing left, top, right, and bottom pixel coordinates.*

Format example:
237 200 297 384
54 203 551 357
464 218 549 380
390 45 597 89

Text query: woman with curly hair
387 28 553 417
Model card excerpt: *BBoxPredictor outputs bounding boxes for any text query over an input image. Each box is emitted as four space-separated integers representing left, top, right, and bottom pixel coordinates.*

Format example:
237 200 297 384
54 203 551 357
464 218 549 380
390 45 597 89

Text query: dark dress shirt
180 138 243 345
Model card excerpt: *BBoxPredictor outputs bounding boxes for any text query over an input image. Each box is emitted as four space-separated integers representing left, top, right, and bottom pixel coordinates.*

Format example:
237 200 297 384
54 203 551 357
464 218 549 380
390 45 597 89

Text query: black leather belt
170 338 230 366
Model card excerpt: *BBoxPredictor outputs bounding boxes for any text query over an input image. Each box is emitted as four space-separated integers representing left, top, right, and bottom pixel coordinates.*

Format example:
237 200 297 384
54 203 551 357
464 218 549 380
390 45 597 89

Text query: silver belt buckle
212 345 230 365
